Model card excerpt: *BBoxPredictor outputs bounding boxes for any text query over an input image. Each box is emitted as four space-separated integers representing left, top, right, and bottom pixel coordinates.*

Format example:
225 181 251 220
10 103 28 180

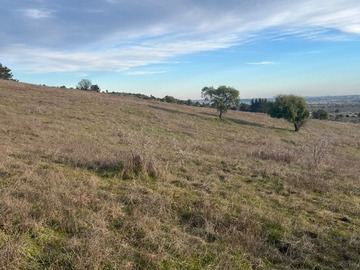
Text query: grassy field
0 80 359 269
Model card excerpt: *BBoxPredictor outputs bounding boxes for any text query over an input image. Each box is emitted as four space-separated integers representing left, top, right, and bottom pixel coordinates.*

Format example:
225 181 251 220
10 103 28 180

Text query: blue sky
1 0 360 99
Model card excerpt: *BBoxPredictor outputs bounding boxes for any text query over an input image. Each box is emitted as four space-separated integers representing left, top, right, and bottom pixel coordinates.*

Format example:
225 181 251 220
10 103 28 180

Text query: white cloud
24 8 53 19
246 61 276 65
3 34 240 73
294 50 323 55
342 25 360 34
125 71 167 75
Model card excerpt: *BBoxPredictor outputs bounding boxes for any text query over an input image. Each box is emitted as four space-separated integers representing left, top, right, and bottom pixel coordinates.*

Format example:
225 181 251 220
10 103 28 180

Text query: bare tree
76 79 92 90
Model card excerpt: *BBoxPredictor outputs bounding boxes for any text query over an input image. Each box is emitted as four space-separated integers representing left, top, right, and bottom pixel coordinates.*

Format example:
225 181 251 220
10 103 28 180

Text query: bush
164 95 177 103
90 84 101 92
312 109 329 120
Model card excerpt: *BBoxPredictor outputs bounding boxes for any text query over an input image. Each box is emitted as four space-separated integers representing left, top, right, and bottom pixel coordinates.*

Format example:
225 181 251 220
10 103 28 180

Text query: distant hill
304 94 360 104
0 80 359 269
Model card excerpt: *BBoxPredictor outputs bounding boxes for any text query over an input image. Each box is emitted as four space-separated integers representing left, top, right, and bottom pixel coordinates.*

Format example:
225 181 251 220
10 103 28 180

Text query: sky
1 0 360 99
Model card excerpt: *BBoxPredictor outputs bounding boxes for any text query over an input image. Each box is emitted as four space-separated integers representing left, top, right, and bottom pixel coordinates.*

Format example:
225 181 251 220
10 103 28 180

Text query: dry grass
0 80 359 269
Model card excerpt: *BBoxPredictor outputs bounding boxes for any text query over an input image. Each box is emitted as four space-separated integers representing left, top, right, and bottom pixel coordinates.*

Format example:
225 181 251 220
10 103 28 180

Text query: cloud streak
24 8 53 19
246 61 276 65
2 34 240 73
125 71 167 76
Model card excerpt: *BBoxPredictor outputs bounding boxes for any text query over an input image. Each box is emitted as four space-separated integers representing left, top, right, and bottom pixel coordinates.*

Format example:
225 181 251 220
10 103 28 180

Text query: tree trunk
294 123 299 132
219 109 223 120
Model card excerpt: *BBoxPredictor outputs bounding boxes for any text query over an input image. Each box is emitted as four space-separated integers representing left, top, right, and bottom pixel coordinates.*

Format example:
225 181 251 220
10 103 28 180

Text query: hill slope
0 80 359 269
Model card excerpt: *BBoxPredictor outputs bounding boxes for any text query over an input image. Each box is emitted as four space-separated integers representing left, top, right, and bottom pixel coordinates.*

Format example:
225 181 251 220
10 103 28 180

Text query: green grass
0 80 359 269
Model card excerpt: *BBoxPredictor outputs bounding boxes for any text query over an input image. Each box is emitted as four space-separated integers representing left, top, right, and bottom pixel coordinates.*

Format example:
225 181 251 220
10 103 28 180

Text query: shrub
164 95 177 103
90 84 101 92
312 109 329 120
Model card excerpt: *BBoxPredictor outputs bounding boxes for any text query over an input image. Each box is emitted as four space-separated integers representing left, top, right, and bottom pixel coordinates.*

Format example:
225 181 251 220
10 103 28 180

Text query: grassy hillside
0 80 359 270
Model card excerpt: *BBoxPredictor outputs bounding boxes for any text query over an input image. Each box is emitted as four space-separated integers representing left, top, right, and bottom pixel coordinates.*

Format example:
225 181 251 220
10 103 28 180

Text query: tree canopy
269 94 310 132
0 63 14 80
312 109 329 120
164 95 177 103
76 79 92 90
76 79 101 92
201 85 239 119
90 84 101 92
250 98 271 113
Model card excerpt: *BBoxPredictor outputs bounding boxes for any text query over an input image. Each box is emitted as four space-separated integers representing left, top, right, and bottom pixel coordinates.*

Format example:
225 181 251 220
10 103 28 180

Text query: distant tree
185 99 193 106
312 109 329 120
76 79 92 90
201 85 239 119
90 84 101 92
250 98 271 113
239 102 251 112
0 63 14 80
164 95 177 103
269 94 310 132
177 99 185 105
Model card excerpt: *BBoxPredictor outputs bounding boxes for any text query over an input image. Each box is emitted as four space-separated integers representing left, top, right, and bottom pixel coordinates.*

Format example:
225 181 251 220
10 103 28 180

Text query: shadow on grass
272 126 294 132
149 105 294 132
227 117 266 128
199 112 216 117
218 115 293 132
148 105 205 119
199 112 268 128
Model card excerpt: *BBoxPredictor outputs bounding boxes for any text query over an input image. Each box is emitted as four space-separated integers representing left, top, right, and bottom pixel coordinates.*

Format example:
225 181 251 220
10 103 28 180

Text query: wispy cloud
105 0 118 3
246 61 276 65
2 34 240 72
125 71 167 76
294 50 323 55
24 8 53 19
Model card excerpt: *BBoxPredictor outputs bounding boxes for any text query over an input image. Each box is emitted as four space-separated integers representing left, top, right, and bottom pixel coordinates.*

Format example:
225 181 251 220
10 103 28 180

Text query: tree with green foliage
201 85 239 119
185 99 193 106
0 63 14 80
250 98 271 113
312 109 329 120
90 84 101 92
239 102 251 112
269 94 310 132
76 79 92 90
164 95 177 103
